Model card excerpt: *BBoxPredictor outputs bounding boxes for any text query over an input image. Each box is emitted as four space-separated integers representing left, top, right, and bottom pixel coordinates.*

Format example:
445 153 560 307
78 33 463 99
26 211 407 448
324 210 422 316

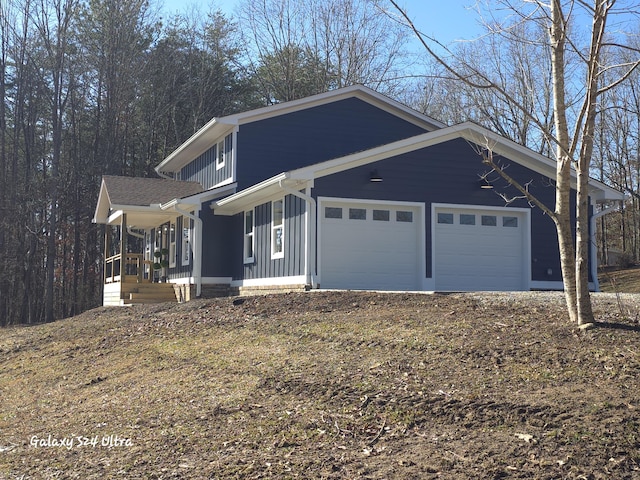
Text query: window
145 230 153 279
503 216 518 228
460 214 476 225
481 215 497 226
349 208 366 220
325 207 342 219
437 212 454 224
272 199 284 258
396 211 413 223
216 140 225 169
373 209 390 221
244 210 254 263
169 221 177 268
182 216 191 266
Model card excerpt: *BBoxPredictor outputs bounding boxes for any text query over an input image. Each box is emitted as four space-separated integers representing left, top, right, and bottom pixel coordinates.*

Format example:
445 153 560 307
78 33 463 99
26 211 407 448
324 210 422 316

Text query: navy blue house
93 85 623 305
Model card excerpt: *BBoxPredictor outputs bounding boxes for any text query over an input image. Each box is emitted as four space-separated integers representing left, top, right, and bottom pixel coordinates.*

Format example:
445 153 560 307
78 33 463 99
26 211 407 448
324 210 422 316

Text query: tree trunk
549 0 579 323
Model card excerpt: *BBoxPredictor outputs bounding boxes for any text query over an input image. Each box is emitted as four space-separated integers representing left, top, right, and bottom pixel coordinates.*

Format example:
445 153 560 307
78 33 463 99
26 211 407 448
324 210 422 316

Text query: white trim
317 197 426 291
170 276 233 284
230 275 308 288
288 123 623 203
212 123 623 218
232 128 238 184
431 203 532 291
181 215 191 267
155 85 442 174
244 209 255 264
216 139 225 170
169 220 177 268
271 198 285 259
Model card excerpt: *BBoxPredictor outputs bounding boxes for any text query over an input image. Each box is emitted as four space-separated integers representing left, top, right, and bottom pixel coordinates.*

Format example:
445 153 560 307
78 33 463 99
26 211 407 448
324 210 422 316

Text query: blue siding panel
235 195 306 281
200 201 234 278
312 138 576 284
236 98 428 190
180 134 233 189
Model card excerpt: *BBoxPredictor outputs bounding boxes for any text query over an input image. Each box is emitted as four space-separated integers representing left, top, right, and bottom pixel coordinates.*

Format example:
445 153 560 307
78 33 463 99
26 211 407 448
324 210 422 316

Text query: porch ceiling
107 207 178 229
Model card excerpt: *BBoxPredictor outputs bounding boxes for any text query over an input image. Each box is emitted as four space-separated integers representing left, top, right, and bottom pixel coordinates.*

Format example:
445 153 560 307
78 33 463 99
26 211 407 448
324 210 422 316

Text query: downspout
590 202 620 292
174 204 203 297
127 227 145 239
279 180 318 289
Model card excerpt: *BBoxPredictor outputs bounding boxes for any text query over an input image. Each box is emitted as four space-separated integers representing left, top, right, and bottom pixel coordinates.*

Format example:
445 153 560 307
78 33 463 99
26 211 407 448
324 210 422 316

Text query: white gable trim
289 123 623 202
155 85 442 174
212 123 623 216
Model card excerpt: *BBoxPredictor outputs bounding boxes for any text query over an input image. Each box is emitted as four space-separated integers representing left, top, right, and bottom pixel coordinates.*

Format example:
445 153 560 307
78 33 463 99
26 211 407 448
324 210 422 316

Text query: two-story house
93 85 623 305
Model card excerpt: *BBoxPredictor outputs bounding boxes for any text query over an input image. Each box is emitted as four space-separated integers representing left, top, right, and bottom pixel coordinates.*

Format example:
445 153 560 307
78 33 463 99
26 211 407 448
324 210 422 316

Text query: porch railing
104 253 154 283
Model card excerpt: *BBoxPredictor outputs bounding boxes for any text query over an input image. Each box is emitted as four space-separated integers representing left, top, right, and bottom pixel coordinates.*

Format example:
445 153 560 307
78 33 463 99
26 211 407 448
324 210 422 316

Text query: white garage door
433 206 528 291
320 199 422 290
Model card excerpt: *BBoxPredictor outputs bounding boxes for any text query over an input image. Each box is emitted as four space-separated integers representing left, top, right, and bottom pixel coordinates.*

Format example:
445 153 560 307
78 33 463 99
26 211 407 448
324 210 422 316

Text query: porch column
120 213 127 280
104 225 110 283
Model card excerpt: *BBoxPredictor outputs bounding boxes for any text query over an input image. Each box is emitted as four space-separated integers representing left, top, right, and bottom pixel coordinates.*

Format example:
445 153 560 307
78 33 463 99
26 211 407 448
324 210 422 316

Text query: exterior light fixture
480 178 494 189
370 170 383 182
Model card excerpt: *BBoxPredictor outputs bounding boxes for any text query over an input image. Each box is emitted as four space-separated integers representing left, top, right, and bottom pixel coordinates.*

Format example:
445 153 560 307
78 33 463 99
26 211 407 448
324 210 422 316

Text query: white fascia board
92 178 112 223
227 85 444 131
459 125 624 202
289 122 623 202
212 174 312 216
155 119 236 174
159 183 238 212
290 125 471 180
155 85 443 176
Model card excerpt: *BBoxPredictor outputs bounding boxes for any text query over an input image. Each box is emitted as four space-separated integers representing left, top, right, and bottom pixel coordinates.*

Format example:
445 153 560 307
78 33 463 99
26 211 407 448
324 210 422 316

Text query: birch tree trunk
389 0 639 325
549 0 579 323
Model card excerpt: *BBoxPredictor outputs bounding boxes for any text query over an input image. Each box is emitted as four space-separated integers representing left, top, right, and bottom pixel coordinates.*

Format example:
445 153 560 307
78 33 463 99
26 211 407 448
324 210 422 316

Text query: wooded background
0 0 637 324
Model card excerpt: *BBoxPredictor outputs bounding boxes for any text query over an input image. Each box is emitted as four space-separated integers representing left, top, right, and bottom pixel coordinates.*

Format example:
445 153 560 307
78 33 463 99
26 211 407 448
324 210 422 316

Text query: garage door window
460 214 476 225
481 215 497 226
349 208 366 220
437 213 454 224
503 216 518 227
397 211 413 223
373 209 390 221
325 207 342 219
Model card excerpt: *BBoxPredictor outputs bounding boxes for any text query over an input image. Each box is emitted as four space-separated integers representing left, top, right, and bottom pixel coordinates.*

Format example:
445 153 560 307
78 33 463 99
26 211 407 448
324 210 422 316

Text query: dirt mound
1 291 639 479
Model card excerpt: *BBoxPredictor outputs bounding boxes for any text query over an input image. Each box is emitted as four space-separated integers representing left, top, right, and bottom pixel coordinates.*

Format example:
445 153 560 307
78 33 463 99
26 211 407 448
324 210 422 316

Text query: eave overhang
210 123 624 216
154 85 444 175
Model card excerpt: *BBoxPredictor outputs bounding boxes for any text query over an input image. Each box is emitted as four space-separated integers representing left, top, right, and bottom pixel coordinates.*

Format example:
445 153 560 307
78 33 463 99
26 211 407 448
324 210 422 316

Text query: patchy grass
599 265 640 293
1 291 640 479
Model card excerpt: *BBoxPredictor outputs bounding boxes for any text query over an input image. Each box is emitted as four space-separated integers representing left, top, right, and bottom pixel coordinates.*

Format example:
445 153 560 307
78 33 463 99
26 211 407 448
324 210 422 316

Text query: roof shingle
102 176 204 206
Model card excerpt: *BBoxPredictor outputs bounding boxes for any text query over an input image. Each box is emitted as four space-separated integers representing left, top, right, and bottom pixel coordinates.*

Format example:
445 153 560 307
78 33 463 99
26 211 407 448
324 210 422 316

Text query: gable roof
93 176 204 226
155 85 445 175
213 122 624 215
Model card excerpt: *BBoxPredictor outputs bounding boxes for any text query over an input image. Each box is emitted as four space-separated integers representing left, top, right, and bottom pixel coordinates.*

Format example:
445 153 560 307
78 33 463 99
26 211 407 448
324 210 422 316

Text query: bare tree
238 0 412 102
389 0 640 325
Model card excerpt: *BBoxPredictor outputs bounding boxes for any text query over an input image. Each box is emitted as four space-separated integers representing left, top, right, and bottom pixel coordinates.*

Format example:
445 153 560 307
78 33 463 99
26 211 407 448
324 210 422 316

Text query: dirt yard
1 290 639 479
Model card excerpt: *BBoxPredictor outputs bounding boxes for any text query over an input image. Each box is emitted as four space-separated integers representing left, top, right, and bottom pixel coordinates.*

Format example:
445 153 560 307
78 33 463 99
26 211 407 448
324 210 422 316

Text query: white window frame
145 229 153 279
181 215 191 266
271 198 285 259
216 140 225 169
169 220 177 268
244 209 255 264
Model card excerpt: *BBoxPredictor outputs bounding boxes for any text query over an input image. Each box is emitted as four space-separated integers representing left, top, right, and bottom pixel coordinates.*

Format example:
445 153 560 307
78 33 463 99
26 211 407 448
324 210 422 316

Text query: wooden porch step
122 283 178 305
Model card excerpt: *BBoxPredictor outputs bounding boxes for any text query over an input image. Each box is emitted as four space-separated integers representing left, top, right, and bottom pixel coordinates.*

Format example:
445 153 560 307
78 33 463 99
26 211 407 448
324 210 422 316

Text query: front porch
103 252 179 306
93 176 206 306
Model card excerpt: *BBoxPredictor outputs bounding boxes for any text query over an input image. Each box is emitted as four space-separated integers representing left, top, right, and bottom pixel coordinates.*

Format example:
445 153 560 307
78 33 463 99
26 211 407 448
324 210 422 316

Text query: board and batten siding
312 137 578 284
235 194 306 281
235 97 429 190
179 134 233 189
